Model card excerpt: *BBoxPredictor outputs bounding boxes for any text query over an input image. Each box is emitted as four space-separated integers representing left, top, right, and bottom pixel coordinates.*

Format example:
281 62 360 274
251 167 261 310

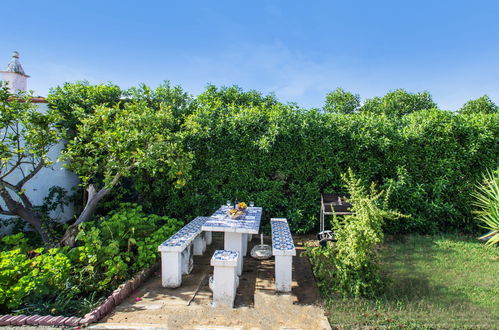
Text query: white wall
0 103 80 234
1 71 28 94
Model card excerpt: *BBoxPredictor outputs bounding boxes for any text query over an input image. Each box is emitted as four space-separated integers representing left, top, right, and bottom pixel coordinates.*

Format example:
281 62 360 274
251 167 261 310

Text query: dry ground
92 233 330 330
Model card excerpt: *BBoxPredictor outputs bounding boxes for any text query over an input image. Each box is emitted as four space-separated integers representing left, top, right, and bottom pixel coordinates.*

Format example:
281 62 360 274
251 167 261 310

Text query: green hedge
47 83 498 235
132 87 498 234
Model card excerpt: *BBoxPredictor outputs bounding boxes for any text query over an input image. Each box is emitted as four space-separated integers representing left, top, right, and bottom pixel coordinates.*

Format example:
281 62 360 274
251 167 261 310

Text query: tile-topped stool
210 250 239 308
271 218 296 292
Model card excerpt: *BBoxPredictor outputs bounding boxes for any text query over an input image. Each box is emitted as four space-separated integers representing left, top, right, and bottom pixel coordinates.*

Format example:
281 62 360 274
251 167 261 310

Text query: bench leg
193 235 205 255
224 232 244 275
212 265 238 308
161 251 182 288
205 231 212 245
275 255 293 292
182 245 193 274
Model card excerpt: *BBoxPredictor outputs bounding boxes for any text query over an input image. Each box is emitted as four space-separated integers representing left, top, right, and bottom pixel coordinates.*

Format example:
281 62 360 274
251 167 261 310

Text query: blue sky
1 0 498 110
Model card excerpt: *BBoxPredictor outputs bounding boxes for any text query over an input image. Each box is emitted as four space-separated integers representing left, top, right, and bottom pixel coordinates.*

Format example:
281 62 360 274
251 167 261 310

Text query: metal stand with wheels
318 193 352 247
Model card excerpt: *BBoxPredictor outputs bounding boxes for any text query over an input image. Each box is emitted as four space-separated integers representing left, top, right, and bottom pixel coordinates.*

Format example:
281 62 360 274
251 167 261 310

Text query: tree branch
0 157 25 180
16 160 44 189
0 205 14 215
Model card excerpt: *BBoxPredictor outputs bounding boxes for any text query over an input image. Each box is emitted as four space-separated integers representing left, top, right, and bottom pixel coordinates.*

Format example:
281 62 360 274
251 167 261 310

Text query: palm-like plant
473 168 499 245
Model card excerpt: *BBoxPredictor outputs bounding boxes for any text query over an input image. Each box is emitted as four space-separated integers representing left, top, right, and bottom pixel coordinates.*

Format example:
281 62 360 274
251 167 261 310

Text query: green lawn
322 234 499 329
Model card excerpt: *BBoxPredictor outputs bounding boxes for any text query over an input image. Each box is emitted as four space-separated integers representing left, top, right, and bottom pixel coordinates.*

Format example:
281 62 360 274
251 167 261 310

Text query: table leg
224 232 244 275
242 233 248 256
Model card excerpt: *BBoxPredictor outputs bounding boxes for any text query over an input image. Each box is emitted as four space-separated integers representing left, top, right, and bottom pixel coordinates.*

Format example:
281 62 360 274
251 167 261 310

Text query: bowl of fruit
237 202 247 211
227 208 244 219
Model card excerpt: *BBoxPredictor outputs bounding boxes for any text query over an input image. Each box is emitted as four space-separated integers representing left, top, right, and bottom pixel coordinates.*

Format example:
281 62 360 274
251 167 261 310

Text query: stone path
91 234 330 330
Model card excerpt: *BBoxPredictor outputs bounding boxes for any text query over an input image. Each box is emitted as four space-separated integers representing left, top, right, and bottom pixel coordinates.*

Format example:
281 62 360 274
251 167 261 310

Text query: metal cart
318 193 352 247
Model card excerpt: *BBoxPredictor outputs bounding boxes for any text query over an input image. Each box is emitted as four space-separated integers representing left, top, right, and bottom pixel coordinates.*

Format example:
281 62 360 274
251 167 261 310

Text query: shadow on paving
103 233 321 313
97 233 330 330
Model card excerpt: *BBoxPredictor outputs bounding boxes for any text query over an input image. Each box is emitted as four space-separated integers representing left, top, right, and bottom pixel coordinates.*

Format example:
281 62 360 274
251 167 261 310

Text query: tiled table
202 206 262 275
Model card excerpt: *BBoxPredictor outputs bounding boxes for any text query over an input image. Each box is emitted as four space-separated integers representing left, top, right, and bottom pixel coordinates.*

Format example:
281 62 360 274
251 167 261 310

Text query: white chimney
1 51 30 93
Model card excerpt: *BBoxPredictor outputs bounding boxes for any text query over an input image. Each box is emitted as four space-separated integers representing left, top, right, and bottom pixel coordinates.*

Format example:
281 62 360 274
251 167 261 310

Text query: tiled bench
210 250 240 308
271 218 296 292
158 216 211 288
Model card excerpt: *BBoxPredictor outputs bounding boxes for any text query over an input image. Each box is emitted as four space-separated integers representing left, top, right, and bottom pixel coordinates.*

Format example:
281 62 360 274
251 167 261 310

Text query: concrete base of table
193 235 206 255
205 231 212 245
224 232 244 275
242 233 248 256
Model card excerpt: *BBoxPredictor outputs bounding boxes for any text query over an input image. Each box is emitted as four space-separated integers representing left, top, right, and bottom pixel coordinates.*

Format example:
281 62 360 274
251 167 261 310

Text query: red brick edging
0 262 159 327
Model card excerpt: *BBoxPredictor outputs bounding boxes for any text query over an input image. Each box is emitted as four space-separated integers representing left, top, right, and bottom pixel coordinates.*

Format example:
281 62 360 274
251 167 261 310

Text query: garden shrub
70 203 183 293
332 170 405 297
0 246 71 309
0 204 182 316
308 170 405 298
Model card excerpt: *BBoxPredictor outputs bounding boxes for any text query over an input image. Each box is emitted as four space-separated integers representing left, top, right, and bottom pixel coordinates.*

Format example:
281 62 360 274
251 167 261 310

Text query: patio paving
91 233 331 330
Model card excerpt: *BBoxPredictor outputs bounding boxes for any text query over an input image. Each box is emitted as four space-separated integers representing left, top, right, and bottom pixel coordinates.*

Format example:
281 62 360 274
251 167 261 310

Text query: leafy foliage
324 88 360 114
459 95 498 115
0 246 71 309
131 85 498 235
472 169 499 245
360 89 437 116
308 171 405 298
0 205 182 315
332 170 406 297
46 81 122 138
61 99 192 189
71 203 182 292
47 82 498 236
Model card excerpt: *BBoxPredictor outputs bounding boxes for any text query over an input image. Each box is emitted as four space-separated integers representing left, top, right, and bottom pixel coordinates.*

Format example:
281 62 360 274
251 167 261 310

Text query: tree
59 94 193 246
360 89 437 116
47 81 122 139
459 95 498 115
0 82 61 243
324 88 360 114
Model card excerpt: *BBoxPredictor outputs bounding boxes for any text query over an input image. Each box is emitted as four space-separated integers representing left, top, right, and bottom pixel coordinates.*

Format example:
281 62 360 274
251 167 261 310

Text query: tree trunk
59 184 112 247
0 186 51 243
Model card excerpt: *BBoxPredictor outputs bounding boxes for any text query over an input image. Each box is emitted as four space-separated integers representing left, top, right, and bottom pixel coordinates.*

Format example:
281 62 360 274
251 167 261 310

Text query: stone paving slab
96 233 330 330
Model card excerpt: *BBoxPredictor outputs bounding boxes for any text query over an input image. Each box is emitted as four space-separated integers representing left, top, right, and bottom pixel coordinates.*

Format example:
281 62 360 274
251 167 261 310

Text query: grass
317 234 499 329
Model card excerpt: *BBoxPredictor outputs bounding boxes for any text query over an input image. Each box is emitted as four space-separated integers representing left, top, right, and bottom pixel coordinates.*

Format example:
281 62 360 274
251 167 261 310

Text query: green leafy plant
70 203 182 292
47 80 123 138
324 88 360 114
332 170 406 297
472 168 499 245
308 170 407 298
459 95 498 115
45 82 499 236
0 204 182 315
0 247 71 309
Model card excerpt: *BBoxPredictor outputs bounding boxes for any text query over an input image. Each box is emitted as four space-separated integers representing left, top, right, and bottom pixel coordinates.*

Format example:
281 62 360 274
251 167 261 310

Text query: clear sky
1 0 498 110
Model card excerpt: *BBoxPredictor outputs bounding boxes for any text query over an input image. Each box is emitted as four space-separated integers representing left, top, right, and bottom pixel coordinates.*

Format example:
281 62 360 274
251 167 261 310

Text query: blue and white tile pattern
213 249 239 261
271 218 296 254
159 216 208 251
202 207 262 234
